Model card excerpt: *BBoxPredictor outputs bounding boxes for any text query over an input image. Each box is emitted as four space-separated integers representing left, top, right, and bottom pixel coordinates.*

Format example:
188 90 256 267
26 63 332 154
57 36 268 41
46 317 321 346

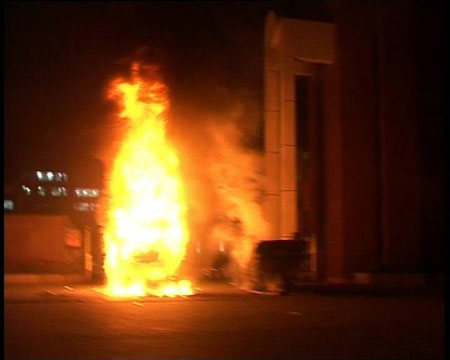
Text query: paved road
5 285 444 359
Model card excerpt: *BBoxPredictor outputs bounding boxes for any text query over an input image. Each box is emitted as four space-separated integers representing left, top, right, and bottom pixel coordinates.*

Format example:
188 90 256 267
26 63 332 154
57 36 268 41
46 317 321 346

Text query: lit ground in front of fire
5 283 444 360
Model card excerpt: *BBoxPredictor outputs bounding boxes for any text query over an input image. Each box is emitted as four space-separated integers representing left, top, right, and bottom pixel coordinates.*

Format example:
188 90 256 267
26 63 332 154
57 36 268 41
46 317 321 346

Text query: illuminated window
4 200 14 210
55 172 68 182
74 202 98 212
35 170 67 182
51 187 62 196
37 186 46 196
51 187 67 197
22 185 31 195
74 188 100 198
74 202 89 211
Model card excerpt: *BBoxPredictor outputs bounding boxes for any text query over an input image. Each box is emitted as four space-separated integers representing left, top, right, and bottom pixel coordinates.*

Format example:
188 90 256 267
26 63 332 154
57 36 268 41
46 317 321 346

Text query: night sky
4 1 443 187
4 1 275 183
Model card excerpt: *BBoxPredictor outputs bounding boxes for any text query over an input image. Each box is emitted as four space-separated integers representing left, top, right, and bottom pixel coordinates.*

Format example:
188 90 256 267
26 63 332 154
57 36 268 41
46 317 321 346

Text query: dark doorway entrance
295 73 325 280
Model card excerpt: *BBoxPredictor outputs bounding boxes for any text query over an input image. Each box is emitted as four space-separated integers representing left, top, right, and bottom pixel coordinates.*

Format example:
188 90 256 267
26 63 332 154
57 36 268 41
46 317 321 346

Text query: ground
4 283 444 359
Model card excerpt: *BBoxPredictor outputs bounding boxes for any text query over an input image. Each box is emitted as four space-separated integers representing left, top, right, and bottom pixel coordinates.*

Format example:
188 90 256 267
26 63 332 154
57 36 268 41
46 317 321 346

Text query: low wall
5 214 83 274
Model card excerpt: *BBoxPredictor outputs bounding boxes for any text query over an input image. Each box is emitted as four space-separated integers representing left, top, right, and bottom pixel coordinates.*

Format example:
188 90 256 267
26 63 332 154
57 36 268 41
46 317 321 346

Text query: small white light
4 200 14 210
47 172 54 180
74 202 90 211
36 171 43 179
51 187 61 196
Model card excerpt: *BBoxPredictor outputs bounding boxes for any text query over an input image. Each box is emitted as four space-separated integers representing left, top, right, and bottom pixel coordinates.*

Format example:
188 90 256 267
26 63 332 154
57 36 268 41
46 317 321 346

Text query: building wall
414 1 444 275
264 0 439 281
322 59 345 280
264 12 335 280
334 1 422 274
5 214 83 273
335 1 382 275
264 12 334 242
377 2 421 271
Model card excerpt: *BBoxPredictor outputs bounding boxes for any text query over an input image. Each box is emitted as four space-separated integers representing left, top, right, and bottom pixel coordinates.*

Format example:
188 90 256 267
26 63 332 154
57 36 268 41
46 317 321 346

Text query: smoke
208 121 270 281
169 91 270 286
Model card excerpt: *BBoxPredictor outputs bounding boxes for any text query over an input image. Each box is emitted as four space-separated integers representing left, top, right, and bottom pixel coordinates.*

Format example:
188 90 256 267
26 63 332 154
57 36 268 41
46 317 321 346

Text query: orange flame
103 63 192 297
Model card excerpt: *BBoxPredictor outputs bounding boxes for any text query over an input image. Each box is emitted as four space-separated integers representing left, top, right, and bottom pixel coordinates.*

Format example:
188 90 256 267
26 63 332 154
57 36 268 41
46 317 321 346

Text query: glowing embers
103 63 192 298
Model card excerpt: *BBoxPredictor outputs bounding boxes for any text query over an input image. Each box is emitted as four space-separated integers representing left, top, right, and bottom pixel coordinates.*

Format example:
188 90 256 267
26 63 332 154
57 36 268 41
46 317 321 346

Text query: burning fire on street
101 63 192 297
96 58 270 298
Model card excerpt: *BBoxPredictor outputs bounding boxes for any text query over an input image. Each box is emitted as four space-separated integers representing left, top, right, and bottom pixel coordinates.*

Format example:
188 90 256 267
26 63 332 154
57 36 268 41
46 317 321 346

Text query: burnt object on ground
255 240 306 294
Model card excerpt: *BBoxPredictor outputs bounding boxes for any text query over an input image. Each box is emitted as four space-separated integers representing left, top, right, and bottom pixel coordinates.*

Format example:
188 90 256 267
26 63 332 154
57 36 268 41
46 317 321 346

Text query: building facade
264 1 444 283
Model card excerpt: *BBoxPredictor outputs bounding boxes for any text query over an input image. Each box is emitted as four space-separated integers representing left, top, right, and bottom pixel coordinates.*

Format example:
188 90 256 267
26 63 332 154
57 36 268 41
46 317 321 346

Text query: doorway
295 72 325 281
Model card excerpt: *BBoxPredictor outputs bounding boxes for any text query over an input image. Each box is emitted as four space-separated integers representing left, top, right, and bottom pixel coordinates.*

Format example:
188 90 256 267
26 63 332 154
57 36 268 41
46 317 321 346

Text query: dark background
4 0 444 193
5 1 277 183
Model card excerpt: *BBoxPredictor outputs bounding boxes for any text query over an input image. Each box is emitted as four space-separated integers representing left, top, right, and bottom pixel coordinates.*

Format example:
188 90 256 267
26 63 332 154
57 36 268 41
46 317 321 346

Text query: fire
103 63 192 297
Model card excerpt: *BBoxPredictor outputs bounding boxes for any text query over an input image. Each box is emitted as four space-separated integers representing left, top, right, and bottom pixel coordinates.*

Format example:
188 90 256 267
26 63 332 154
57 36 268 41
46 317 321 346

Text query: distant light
74 202 89 212
75 188 100 198
37 186 46 196
51 187 62 197
74 202 98 212
36 171 43 179
22 185 31 195
4 200 14 210
47 172 54 181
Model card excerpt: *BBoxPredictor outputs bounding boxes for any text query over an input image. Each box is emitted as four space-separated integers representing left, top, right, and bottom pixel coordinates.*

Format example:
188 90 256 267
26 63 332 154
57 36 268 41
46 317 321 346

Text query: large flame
103 63 192 297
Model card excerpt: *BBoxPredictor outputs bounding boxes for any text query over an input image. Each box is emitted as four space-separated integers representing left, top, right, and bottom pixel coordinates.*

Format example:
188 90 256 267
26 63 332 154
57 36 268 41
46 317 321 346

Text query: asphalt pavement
4 283 444 359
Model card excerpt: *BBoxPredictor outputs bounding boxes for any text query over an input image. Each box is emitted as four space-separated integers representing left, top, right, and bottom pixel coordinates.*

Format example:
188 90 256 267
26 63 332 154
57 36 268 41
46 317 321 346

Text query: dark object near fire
210 252 231 281
255 240 306 295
